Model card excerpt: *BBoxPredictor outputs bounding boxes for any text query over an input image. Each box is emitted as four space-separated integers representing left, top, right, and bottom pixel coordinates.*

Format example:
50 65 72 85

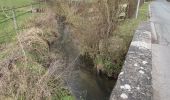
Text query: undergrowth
0 1 75 100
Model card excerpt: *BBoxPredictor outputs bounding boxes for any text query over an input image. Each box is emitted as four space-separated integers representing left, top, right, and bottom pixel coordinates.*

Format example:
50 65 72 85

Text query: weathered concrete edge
110 22 152 100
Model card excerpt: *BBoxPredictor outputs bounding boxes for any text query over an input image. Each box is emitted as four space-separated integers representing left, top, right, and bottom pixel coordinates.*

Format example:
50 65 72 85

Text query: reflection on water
67 67 116 100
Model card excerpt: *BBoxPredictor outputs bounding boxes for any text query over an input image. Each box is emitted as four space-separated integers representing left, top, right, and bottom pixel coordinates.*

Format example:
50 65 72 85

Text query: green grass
117 2 149 37
0 12 35 44
0 0 38 44
108 2 150 74
0 1 75 99
0 0 34 7
61 96 75 100
115 1 150 47
0 0 45 44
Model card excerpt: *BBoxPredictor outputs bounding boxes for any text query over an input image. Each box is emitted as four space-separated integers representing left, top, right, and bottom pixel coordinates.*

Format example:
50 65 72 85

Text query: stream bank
67 63 116 100
49 15 117 100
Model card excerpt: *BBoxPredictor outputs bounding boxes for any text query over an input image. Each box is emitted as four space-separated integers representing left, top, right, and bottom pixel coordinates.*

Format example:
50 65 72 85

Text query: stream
67 65 116 100
60 38 116 100
54 16 116 100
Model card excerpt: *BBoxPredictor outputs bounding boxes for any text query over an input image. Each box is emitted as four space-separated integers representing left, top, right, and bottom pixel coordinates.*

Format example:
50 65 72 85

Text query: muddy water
67 66 116 100
55 16 116 100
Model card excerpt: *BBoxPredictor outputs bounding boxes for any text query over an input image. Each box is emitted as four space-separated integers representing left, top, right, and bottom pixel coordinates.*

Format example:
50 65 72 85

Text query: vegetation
46 0 130 77
0 0 33 7
0 0 74 100
109 2 150 75
116 2 149 49
0 0 149 99
45 0 149 77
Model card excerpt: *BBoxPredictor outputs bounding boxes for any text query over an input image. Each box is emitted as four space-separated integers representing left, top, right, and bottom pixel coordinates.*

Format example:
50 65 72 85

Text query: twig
12 9 28 67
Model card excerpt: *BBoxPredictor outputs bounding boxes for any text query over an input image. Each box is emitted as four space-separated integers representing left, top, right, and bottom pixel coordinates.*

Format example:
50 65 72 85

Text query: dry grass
0 31 48 100
0 54 68 100
45 0 130 76
0 8 73 100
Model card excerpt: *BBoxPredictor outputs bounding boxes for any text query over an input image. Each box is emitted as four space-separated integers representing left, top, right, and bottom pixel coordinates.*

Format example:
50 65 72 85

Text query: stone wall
110 22 152 100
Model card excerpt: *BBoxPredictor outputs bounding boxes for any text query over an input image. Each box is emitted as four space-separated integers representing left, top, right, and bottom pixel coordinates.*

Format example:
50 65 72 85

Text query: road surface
150 0 170 100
